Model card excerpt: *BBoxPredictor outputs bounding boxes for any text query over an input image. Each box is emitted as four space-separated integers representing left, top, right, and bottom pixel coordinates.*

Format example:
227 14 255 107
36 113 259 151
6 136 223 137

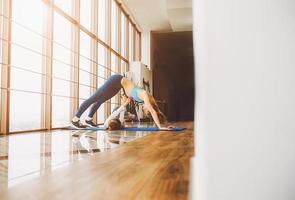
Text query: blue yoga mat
64 126 185 131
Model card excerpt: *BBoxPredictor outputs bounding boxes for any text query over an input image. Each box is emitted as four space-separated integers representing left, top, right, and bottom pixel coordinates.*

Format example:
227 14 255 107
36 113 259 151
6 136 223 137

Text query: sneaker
85 119 97 127
71 120 87 129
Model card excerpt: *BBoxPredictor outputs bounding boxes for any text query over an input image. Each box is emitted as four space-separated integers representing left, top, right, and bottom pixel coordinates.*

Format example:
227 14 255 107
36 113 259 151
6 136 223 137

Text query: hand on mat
160 127 173 130
168 125 176 129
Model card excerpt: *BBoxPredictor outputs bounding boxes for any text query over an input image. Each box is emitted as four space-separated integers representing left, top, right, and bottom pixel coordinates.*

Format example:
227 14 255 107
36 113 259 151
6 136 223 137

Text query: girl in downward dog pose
103 98 131 130
71 74 169 130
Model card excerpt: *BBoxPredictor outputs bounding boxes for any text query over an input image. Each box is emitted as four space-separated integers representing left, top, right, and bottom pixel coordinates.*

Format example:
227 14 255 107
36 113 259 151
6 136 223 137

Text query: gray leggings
75 74 123 118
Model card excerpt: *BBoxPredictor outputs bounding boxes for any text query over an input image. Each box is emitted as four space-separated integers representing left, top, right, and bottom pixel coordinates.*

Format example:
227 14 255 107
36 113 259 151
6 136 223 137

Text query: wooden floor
1 122 194 200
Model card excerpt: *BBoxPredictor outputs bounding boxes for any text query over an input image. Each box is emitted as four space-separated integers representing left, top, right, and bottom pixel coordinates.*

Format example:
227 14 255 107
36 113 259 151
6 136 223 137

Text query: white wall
192 0 295 199
141 31 151 67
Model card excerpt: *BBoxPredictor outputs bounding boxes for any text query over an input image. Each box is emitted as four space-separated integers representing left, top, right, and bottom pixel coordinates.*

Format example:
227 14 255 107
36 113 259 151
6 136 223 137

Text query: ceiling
119 0 192 32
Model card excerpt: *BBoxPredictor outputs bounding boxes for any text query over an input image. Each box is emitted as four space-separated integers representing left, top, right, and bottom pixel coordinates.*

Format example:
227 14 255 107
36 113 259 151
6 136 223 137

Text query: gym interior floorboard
0 122 194 200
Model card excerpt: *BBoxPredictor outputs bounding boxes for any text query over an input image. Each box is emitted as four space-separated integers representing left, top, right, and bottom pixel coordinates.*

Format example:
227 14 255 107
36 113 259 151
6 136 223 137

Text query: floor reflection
0 123 152 188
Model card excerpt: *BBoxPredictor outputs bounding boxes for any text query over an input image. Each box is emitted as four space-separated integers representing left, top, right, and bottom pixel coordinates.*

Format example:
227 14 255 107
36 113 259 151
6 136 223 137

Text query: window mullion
70 0 80 119
105 0 111 118
41 1 54 130
0 0 12 134
91 0 98 123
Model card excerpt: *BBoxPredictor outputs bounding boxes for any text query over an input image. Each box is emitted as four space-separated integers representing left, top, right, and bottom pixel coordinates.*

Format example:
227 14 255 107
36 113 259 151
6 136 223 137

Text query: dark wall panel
151 31 194 121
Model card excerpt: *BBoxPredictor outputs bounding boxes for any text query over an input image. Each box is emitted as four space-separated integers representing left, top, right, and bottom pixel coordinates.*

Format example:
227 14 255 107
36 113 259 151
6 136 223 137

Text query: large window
79 30 94 119
52 11 72 128
135 31 141 61
9 0 44 131
54 0 72 17
0 0 140 133
97 43 106 123
129 22 134 61
121 12 127 59
110 52 119 112
80 0 91 31
111 0 118 51
98 0 106 42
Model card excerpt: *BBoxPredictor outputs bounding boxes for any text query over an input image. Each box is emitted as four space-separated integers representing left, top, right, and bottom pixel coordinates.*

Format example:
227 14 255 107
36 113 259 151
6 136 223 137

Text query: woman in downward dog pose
71 74 169 130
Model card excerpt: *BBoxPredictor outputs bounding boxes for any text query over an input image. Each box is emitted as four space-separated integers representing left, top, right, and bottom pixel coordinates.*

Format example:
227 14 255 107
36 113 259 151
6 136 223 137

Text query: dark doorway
151 31 194 121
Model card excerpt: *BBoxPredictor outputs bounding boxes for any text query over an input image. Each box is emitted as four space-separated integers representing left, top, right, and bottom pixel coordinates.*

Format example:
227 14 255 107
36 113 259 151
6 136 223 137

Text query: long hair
147 94 167 123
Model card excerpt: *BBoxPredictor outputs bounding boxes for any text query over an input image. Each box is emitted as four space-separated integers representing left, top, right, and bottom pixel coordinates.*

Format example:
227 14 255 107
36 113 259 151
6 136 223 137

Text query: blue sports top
130 86 144 103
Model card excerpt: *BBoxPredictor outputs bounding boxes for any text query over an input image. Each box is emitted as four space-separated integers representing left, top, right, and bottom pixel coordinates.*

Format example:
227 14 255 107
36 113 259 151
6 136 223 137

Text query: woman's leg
75 74 123 118
87 86 120 118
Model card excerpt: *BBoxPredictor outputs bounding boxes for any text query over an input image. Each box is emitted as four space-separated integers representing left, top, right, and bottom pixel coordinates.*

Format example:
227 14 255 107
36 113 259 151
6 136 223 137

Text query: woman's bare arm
139 91 163 129
104 98 130 127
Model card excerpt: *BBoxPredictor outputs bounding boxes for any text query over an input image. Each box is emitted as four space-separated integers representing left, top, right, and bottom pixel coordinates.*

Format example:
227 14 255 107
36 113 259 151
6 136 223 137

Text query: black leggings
75 74 123 118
